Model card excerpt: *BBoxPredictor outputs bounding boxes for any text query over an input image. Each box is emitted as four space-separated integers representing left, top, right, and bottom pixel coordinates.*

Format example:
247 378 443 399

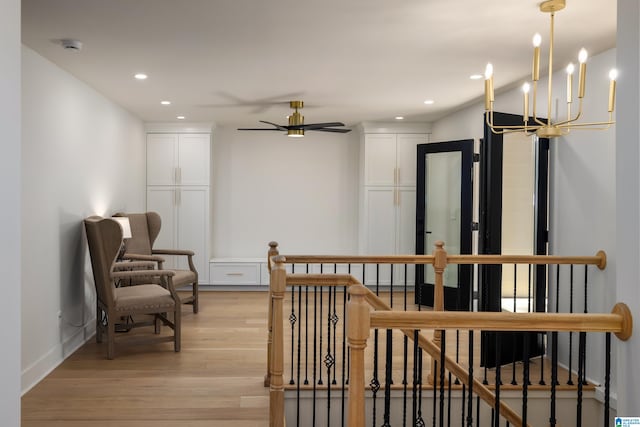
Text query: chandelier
484 0 616 138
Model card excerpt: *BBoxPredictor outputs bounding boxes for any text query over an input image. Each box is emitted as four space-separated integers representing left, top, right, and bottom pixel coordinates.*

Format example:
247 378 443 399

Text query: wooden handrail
370 303 633 341
277 250 606 268
287 273 360 287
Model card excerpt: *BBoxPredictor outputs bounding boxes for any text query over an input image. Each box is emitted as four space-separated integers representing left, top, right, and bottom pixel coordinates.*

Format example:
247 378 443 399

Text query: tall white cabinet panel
360 131 428 287
146 132 211 284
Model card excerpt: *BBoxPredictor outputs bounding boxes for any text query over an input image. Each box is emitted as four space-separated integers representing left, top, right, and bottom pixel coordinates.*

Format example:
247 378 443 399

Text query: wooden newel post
269 255 286 427
347 284 370 427
430 240 448 385
265 241 279 387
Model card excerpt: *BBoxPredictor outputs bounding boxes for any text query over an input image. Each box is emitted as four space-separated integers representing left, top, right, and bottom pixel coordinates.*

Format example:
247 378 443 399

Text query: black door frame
479 111 550 367
415 139 474 311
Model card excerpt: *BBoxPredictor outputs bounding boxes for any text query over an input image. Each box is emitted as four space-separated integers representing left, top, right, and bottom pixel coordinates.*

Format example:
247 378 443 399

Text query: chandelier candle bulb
609 69 618 113
523 83 530 122
566 63 575 103
532 33 542 81
484 63 494 110
578 48 588 99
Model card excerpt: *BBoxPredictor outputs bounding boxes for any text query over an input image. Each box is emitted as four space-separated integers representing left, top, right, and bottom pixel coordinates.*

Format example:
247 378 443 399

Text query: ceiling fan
237 101 351 137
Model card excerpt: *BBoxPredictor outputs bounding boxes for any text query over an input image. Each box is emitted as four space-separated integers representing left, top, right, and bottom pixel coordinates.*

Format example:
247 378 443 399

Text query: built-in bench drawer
209 262 261 285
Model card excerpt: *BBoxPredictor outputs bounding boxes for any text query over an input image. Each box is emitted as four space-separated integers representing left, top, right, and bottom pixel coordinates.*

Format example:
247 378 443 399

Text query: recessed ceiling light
161 101 171 105
470 74 483 80
395 116 404 120
134 73 148 80
176 116 185 120
423 99 434 105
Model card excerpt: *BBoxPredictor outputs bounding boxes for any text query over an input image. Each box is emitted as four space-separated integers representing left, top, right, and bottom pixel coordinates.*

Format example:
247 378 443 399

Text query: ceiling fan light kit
237 100 351 137
484 0 616 138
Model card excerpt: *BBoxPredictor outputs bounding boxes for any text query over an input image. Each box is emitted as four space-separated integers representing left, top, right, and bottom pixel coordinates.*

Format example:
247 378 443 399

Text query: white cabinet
363 134 426 187
146 132 211 284
360 131 428 286
147 133 210 186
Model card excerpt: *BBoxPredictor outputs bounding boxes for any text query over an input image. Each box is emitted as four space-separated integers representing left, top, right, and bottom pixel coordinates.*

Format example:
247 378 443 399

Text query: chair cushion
114 284 176 312
171 269 197 287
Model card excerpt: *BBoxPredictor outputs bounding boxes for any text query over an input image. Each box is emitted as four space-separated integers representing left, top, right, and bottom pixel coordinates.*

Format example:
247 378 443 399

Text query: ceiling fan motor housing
288 101 305 137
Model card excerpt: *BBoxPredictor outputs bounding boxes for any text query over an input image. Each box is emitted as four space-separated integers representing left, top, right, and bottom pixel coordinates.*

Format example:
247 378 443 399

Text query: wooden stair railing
266 241 610 427
347 283 632 427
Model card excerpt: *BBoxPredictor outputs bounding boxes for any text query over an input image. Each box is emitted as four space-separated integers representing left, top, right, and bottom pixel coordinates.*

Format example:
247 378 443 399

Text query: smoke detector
60 39 83 52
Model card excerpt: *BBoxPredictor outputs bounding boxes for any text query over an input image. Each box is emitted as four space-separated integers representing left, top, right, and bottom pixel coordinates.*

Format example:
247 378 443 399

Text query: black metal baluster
416 330 425 426
583 265 589 385
522 332 530 427
403 264 409 427
494 333 501 427
296 285 302 426
439 331 446 427
325 285 333 426
290 285 296 385
371 327 380 427
567 265 574 385
604 332 611 427
341 282 347 427
461 383 466 427
332 265 339 386
527 264 532 313
549 331 558 426
319 267 324 387
313 285 318 425
482 331 488 385
577 331 586 426
305 264 310 385
467 331 474 427
476 395 480 427
382 328 393 427
511 265 517 386
447 367 452 427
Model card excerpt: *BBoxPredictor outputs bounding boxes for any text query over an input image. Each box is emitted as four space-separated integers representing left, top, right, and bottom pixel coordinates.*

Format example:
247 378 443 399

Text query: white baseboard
21 319 96 395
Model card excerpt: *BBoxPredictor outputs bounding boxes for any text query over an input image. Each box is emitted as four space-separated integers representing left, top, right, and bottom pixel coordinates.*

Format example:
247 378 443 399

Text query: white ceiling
21 0 616 128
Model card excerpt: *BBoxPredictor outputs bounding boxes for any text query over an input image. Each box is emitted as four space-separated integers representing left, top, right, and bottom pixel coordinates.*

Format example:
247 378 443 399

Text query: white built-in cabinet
146 132 211 284
360 131 428 286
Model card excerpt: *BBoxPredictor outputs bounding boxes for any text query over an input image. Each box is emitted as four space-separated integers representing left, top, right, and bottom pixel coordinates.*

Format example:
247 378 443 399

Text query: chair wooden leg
107 317 115 360
193 282 198 313
174 305 181 352
96 305 103 343
154 314 161 334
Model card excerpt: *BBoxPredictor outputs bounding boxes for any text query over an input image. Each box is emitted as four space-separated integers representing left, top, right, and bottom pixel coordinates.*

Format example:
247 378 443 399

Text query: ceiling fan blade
259 120 288 131
301 122 346 130
237 128 282 131
313 128 352 133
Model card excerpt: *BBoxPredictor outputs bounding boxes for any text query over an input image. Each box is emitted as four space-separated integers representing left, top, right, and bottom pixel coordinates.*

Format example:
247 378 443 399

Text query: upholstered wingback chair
113 212 199 313
84 216 181 359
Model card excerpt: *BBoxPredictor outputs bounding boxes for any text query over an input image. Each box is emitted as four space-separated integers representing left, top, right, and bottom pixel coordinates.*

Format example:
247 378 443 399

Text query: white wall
431 49 617 390
615 0 640 416
21 46 146 392
211 127 360 257
0 0 22 424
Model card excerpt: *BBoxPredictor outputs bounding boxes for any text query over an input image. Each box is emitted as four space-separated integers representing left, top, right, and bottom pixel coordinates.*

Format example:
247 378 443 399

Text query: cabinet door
364 187 396 254
147 186 177 269
396 134 427 186
178 134 210 186
364 134 397 186
396 187 416 285
147 134 178 185
177 187 209 284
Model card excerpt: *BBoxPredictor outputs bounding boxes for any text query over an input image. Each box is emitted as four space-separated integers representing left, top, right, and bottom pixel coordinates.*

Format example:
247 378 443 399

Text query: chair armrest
122 253 166 263
152 248 195 257
113 261 157 272
111 269 175 280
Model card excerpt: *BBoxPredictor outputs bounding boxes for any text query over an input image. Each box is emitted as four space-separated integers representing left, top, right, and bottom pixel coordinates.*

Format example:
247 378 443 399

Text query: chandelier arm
557 121 614 129
553 98 584 127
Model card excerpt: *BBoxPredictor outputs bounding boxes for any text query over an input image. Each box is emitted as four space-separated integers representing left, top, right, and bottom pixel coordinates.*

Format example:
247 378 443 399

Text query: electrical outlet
57 310 62 320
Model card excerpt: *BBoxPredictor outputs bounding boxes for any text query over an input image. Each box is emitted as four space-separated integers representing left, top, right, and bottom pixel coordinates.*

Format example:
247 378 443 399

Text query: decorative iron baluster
319 267 324 386
382 328 393 427
289 284 296 385
461 383 466 427
370 327 380 427
604 332 611 427
341 284 347 427
403 264 409 427
432 359 437 427
296 285 302 426
325 285 333 426
583 265 589 385
332 264 339 386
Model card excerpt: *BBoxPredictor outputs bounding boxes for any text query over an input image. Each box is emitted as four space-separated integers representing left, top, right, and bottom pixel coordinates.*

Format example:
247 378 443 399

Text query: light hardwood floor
22 291 271 427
